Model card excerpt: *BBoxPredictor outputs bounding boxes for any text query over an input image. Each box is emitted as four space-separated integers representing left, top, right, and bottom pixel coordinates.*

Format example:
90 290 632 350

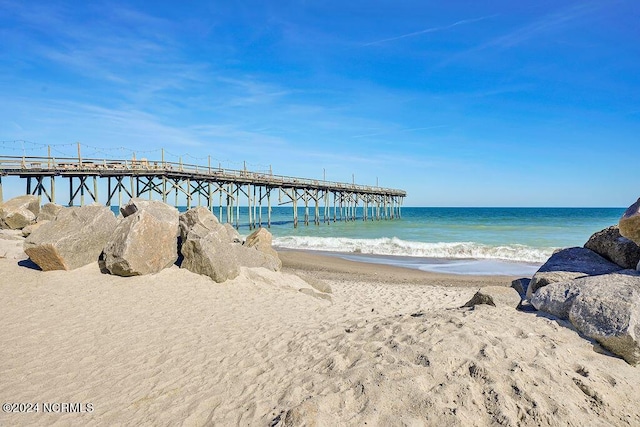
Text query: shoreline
278 248 519 288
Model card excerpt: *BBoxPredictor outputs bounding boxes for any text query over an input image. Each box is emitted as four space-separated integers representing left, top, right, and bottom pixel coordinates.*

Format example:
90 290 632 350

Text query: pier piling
0 154 406 229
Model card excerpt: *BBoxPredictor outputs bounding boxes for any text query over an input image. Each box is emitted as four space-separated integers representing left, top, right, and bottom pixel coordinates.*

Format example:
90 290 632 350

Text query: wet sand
279 249 517 288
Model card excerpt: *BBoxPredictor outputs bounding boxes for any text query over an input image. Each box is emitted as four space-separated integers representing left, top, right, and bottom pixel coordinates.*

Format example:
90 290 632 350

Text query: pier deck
0 155 406 229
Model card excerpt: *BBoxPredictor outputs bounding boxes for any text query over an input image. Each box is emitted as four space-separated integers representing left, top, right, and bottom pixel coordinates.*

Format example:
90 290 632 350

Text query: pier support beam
267 189 271 228
235 185 240 229
293 194 298 228
68 176 98 206
2 155 405 229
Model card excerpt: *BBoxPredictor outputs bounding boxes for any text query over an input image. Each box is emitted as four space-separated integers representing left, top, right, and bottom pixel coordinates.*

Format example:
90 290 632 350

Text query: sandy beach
1 234 640 426
2 0 638 423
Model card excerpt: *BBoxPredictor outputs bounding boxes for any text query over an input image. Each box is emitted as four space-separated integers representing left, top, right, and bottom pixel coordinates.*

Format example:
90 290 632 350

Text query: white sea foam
273 236 555 263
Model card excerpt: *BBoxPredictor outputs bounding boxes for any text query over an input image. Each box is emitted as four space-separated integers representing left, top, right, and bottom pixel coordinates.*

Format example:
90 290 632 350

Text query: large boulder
619 198 640 246
37 203 63 222
181 223 241 283
526 247 622 299
0 195 39 229
245 227 282 270
24 205 117 270
531 271 640 365
180 215 280 282
179 207 220 242
103 199 179 276
529 279 582 320
584 225 640 270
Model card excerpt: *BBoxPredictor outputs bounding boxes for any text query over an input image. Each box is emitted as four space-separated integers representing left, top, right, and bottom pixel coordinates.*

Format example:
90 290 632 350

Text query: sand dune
1 241 640 426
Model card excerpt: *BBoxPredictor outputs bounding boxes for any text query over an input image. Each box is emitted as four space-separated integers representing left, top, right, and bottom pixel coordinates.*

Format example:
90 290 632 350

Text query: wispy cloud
213 77 294 107
363 15 495 46
2 0 203 91
482 3 604 49
435 2 609 69
351 125 446 139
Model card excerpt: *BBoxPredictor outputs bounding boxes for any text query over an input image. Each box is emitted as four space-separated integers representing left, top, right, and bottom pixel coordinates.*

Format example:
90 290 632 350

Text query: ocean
265 207 625 276
113 205 625 276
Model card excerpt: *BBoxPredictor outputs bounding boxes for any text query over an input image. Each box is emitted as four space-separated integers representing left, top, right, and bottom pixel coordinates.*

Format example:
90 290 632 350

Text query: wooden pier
0 153 406 229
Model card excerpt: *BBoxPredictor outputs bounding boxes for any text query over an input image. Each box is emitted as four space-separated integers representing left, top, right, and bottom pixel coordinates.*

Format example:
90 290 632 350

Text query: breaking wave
273 236 554 263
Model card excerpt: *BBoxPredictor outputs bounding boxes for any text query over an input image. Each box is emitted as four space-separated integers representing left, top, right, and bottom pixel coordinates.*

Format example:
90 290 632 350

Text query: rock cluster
180 206 280 282
525 247 622 299
526 197 640 365
532 272 640 365
0 195 40 229
2 195 283 282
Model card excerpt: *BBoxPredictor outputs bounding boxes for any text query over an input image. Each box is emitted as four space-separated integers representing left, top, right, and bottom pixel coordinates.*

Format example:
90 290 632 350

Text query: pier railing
0 155 405 196
0 154 406 229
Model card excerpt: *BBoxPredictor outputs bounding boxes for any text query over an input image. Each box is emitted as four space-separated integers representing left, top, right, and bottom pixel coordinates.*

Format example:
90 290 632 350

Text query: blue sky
1 0 638 206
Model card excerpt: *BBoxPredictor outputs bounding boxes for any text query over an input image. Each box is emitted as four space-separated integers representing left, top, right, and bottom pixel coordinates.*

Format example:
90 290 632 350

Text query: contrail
363 15 495 46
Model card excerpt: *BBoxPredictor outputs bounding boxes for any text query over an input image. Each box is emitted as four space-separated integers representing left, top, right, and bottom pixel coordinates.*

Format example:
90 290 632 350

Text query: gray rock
179 207 219 242
619 198 640 246
180 222 280 282
463 286 521 309
511 278 530 298
584 225 640 269
119 202 138 217
530 280 583 319
526 247 622 299
245 227 282 270
181 223 241 282
24 205 117 270
531 271 640 365
104 200 179 276
37 203 63 222
0 195 39 229
179 207 242 244
22 220 50 237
